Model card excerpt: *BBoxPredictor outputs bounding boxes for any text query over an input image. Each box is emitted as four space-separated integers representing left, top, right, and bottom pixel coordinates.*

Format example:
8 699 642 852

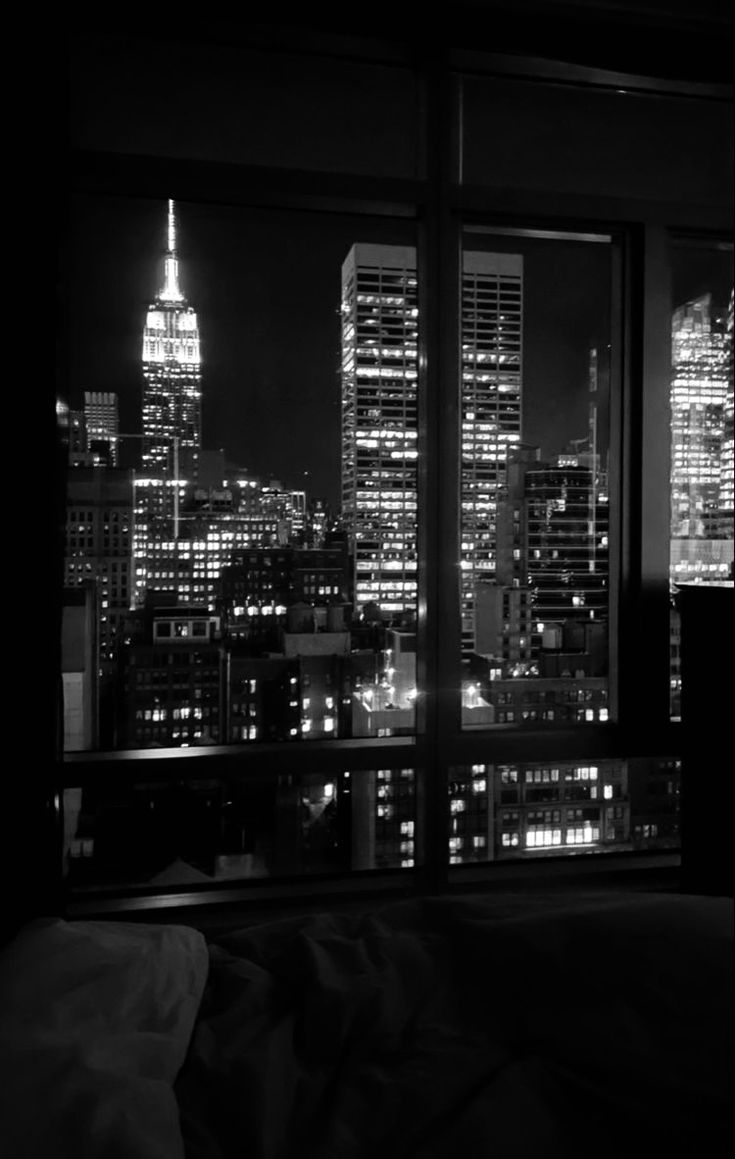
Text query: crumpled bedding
0 918 208 1159
174 892 734 1159
0 894 731 1159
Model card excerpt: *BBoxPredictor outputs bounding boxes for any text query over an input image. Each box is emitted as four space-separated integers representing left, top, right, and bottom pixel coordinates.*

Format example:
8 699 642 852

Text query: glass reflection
63 767 416 890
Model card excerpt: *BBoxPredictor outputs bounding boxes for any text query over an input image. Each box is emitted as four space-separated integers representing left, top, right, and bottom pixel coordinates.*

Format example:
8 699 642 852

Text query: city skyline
59 200 711 878
66 196 615 508
61 198 622 759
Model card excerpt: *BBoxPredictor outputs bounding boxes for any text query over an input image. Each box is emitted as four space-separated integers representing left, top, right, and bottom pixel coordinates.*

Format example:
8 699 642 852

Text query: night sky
672 244 733 315
67 195 625 507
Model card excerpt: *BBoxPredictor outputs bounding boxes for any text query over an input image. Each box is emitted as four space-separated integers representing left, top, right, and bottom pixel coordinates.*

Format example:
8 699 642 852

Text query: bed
1 890 732 1158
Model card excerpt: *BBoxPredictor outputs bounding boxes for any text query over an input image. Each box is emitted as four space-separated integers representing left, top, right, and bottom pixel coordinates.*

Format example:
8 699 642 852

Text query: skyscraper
670 293 729 542
141 200 202 480
340 244 523 646
497 452 609 626
64 468 134 670
461 252 523 654
719 289 734 530
341 244 419 616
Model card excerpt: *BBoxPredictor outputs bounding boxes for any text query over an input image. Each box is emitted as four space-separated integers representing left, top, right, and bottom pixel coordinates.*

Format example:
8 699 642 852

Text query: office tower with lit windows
118 607 224 748
497 448 609 626
719 289 734 532
84 391 120 466
341 244 419 616
133 480 318 611
349 768 417 870
64 468 135 671
460 252 523 654
670 294 730 544
220 546 349 643
141 200 202 479
492 760 629 858
341 245 523 640
459 445 611 726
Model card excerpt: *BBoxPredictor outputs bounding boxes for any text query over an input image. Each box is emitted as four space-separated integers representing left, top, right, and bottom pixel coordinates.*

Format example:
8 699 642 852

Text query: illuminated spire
159 198 184 303
168 198 176 253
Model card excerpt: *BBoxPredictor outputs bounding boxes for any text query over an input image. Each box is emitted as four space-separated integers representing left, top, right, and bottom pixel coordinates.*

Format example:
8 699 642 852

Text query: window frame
56 38 732 916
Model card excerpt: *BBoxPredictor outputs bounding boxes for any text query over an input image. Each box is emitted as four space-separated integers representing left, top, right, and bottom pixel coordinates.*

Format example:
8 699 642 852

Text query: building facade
670 294 730 542
84 391 120 466
118 607 225 748
460 251 523 654
64 467 135 671
141 200 202 479
341 243 419 616
719 289 734 530
340 244 523 650
497 451 609 627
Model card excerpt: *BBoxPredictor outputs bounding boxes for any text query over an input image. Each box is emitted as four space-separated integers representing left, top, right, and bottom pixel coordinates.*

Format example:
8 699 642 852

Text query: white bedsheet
0 917 208 1159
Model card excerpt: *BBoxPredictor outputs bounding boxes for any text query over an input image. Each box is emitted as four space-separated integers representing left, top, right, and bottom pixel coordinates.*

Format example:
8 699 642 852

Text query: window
668 240 734 720
55 23 729 911
460 229 613 729
62 767 416 889
63 196 417 756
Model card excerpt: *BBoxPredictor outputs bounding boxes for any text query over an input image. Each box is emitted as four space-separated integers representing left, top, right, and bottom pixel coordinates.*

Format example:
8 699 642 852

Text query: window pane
447 757 680 868
669 241 734 718
62 767 417 892
70 35 420 180
462 76 733 207
460 229 614 728
60 197 417 752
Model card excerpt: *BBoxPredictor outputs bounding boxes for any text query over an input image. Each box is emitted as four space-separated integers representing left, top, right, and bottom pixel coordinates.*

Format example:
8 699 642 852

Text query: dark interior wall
64 2 734 82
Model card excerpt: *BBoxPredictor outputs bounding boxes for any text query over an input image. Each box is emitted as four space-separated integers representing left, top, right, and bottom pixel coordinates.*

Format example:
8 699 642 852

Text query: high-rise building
64 467 135 670
118 606 224 748
141 200 202 479
460 252 523 654
670 293 729 542
719 288 734 530
341 244 419 616
455 445 611 727
132 481 317 610
84 391 120 466
340 244 523 648
220 546 349 641
349 768 417 870
497 449 609 626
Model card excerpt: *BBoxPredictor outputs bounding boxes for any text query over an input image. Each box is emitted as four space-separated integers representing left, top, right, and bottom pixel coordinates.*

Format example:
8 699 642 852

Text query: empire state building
141 200 202 478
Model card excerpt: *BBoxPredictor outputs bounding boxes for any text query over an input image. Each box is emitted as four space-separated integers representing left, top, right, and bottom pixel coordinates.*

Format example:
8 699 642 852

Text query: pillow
0 917 209 1159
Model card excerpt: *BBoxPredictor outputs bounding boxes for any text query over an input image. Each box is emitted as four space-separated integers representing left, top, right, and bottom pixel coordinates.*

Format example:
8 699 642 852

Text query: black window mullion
607 232 626 728
60 737 418 789
416 59 462 894
624 224 674 736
